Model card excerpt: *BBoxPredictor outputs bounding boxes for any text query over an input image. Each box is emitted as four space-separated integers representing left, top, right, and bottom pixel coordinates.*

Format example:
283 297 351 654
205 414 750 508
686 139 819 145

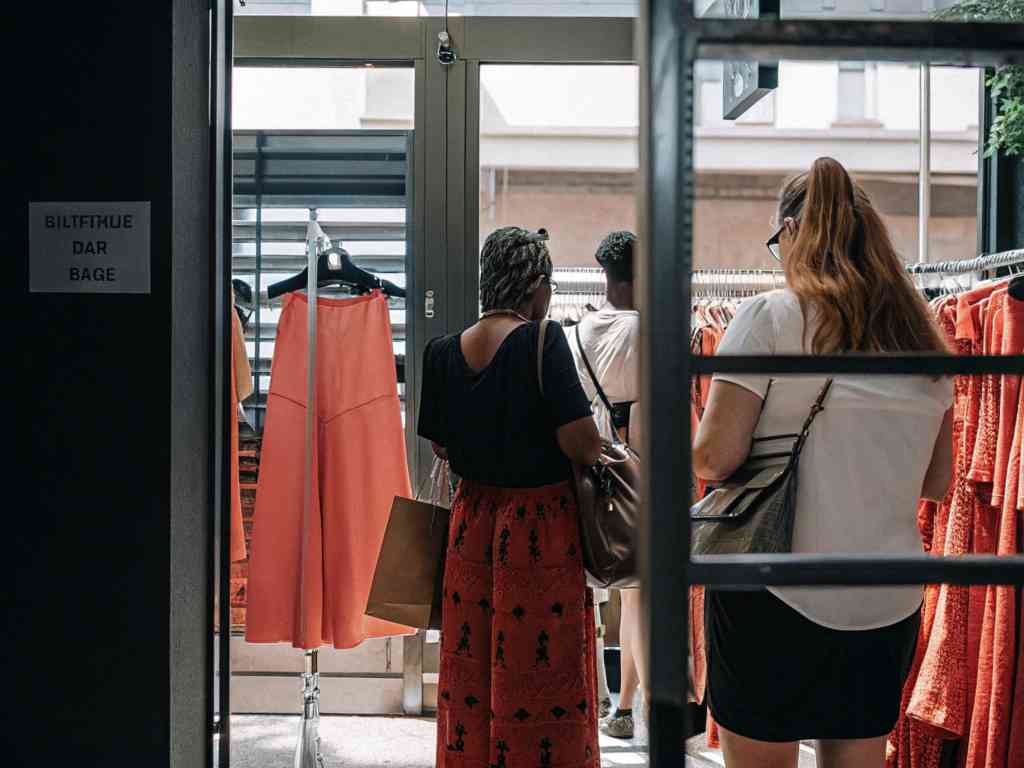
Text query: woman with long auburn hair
693 157 955 768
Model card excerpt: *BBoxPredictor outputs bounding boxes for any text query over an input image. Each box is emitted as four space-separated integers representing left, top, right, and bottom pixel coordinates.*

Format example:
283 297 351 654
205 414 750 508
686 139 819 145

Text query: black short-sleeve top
417 321 593 488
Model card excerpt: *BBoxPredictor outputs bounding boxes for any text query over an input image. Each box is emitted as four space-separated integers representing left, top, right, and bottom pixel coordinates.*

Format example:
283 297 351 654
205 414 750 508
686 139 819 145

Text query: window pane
236 0 638 16
234 67 414 131
694 59 982 268
700 0 1017 22
479 65 639 270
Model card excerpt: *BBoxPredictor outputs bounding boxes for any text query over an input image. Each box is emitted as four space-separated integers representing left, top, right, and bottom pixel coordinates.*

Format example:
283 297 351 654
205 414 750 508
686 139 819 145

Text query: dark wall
6 3 211 765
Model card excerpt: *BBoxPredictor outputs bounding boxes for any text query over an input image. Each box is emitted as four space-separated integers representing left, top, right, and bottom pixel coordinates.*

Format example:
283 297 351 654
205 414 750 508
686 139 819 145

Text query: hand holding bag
538 320 640 588
366 457 451 629
690 379 832 556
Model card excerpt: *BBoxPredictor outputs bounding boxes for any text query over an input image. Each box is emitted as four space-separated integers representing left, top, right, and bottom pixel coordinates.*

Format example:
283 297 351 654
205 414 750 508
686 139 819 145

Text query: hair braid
479 226 553 312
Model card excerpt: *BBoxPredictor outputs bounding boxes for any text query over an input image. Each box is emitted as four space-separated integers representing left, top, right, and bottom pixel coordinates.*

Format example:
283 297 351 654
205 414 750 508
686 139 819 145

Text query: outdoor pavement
226 713 652 768
226 712 818 767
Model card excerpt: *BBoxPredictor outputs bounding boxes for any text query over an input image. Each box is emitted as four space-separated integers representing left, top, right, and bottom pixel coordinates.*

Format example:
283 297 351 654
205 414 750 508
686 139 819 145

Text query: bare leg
618 590 640 710
718 722 799 768
815 737 886 768
619 588 648 712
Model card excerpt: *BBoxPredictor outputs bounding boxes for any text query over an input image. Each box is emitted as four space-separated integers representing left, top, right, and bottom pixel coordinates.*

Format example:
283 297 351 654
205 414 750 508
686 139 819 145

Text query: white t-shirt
570 307 641 443
713 289 953 630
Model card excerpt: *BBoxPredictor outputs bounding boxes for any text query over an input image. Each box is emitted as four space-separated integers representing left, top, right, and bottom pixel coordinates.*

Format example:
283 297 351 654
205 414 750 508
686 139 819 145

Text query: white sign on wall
29 201 151 294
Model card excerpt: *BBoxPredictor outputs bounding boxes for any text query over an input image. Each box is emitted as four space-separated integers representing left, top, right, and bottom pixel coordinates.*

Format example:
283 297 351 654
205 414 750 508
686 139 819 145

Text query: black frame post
642 0 692 759
641 1 1024 763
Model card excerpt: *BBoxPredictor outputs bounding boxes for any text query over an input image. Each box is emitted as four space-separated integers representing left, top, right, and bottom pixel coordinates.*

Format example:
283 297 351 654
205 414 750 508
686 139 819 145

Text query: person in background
693 157 954 768
570 231 646 740
418 226 603 768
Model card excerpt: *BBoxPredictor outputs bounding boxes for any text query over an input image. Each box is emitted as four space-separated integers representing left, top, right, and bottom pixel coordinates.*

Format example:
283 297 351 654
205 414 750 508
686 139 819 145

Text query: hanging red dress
908 285 997 741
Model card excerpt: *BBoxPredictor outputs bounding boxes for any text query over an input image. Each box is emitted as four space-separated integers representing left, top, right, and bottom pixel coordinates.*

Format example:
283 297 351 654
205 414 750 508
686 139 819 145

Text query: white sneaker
601 712 635 740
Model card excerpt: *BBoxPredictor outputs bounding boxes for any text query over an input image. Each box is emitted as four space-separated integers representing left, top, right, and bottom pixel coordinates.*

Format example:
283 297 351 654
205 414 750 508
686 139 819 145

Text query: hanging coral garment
907 285 998 742
964 295 1023 768
689 322 725 748
231 297 254 563
246 291 413 649
888 297 958 768
890 286 1024 768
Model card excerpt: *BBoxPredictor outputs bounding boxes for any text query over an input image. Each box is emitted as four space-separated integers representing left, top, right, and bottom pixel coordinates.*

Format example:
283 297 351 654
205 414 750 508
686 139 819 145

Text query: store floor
226 713 818 767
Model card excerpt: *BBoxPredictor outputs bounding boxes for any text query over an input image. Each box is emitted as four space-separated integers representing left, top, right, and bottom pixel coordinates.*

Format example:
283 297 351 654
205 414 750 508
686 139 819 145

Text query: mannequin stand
294 649 326 768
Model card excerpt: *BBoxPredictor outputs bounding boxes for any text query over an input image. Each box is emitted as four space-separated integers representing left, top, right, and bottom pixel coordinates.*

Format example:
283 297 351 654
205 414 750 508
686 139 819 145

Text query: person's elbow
692 444 739 483
921 409 954 502
557 416 602 466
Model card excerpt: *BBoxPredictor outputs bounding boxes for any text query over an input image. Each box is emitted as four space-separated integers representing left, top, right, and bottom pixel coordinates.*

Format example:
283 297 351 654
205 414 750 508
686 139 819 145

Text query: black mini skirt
705 588 920 743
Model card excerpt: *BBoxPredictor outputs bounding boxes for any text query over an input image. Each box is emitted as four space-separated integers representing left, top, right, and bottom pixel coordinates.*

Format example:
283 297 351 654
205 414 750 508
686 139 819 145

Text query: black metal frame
642 3 1024 765
211 1 233 766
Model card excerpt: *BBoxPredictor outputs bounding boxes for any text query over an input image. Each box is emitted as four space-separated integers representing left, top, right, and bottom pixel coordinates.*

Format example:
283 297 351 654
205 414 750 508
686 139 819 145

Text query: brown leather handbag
690 379 832 556
538 320 640 589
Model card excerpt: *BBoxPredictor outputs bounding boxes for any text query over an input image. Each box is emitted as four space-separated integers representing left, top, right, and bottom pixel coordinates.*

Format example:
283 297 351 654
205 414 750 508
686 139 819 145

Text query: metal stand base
294 649 327 768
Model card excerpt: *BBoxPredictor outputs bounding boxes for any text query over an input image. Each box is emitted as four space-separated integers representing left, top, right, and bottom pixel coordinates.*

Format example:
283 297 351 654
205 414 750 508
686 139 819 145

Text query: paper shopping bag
366 495 449 630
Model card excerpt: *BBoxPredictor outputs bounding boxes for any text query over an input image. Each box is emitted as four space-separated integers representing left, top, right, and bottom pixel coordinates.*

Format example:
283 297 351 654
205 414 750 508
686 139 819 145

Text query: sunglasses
766 218 797 262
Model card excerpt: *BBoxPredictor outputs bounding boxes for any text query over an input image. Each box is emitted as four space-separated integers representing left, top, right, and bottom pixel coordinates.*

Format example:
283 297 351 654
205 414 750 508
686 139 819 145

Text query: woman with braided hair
419 225 603 768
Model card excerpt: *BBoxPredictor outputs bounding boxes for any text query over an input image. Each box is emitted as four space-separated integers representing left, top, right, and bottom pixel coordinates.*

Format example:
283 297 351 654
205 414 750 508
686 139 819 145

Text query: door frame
221 14 635 757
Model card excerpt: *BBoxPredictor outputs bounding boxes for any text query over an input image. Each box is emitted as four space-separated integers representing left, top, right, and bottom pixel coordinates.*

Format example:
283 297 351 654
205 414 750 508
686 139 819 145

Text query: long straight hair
778 157 948 354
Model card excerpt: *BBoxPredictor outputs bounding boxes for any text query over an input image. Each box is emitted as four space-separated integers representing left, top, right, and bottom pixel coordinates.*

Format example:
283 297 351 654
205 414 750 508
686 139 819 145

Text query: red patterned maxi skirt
436 480 600 768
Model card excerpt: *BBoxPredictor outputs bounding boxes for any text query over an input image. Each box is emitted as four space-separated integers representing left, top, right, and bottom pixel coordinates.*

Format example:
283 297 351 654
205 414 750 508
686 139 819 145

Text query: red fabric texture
889 298 960 768
435 480 599 768
890 287 1023 768
245 291 413 649
906 302 980 739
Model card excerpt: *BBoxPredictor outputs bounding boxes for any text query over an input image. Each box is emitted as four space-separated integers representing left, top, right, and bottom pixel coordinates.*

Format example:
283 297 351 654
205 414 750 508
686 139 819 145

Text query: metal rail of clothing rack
554 249 1024 298
905 248 1024 275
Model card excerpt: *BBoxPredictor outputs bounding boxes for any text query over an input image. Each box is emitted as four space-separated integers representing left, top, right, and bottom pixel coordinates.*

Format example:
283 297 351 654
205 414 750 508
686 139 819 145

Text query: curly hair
479 226 553 312
595 230 636 283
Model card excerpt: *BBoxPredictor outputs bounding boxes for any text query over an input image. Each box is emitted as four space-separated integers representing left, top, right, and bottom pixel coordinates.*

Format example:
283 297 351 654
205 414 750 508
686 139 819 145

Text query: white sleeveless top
712 290 953 630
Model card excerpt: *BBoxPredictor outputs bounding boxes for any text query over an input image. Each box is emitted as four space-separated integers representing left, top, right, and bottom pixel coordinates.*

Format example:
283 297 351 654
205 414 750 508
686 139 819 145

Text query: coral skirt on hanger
246 290 413 649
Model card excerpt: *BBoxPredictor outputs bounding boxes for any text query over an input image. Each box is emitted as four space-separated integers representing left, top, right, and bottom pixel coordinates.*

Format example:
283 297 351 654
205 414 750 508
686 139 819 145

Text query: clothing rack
554 249 1024 302
552 266 606 296
904 248 1024 276
691 269 786 299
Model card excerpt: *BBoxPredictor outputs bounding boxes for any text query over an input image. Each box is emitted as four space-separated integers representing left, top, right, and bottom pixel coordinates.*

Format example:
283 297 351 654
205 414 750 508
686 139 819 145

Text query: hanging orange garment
968 296 1002 486
908 292 990 739
1008 601 1024 767
688 321 722 748
966 297 1024 768
246 291 413 650
230 302 253 564
888 299 960 768
964 297 1005 765
993 293 1021 507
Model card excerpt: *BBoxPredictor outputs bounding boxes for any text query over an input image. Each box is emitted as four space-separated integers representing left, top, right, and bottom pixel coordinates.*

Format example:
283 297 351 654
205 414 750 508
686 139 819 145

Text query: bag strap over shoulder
791 378 834 460
575 324 616 416
537 319 550 396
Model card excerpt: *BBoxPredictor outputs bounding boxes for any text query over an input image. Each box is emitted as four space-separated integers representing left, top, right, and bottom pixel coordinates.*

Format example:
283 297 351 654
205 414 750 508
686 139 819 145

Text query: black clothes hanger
267 245 406 301
1009 274 1024 301
232 278 254 329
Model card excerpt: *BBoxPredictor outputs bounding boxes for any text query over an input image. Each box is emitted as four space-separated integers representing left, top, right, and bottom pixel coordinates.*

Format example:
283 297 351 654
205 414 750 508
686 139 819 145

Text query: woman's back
714 289 953 629
418 321 592 488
